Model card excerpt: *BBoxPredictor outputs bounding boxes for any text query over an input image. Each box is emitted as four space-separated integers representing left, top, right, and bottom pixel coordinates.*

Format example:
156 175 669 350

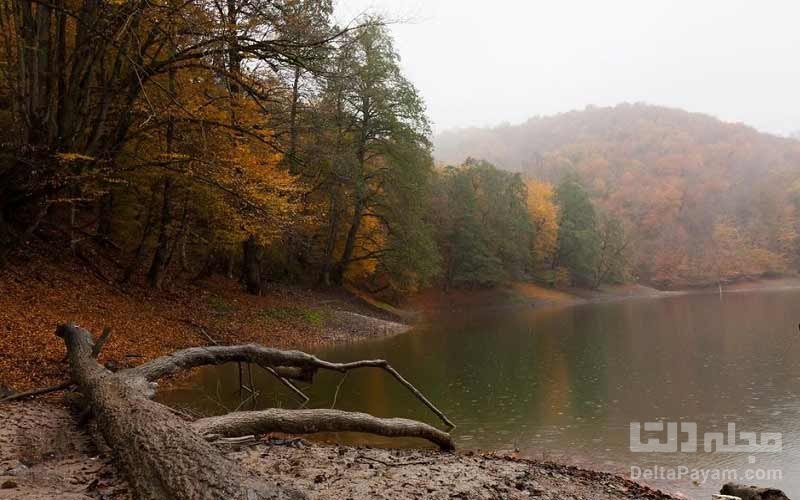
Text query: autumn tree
526 179 559 280
302 21 438 291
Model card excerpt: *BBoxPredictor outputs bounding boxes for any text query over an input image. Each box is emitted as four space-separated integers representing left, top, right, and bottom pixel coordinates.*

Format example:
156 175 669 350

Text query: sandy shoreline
0 401 681 500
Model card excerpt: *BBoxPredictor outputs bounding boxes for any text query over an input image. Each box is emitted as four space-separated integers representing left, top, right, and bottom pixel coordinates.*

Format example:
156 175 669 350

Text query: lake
159 289 800 498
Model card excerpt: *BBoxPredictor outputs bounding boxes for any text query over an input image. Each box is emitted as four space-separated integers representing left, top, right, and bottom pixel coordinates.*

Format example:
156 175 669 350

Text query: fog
335 0 800 135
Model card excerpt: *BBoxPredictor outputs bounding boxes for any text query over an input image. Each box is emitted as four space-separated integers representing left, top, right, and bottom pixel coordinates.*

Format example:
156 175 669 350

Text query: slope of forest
435 104 800 287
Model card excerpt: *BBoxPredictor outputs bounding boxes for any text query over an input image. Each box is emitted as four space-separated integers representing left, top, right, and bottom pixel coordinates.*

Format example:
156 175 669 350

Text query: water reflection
159 290 800 498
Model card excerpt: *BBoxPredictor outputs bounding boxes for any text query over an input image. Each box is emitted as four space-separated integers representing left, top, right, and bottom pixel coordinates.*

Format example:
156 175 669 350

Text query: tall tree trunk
97 191 114 240
146 177 173 288
146 62 177 289
332 198 364 285
287 66 301 173
122 188 158 283
242 234 261 295
319 190 339 286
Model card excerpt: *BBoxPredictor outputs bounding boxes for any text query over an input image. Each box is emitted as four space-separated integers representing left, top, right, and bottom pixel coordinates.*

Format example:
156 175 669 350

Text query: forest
0 0 645 302
436 104 800 288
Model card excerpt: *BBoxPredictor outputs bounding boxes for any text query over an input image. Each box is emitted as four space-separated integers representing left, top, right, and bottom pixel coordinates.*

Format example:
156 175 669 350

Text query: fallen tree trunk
56 323 455 499
193 408 455 451
57 323 303 500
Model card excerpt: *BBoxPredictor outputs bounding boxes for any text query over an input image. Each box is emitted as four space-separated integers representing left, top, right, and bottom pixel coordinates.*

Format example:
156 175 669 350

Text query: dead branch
180 319 310 403
356 456 435 467
91 327 112 358
265 367 310 404
0 381 75 402
192 408 455 451
129 344 455 429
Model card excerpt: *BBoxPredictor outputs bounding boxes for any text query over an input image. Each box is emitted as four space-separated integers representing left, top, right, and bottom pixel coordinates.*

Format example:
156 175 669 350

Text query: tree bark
97 191 114 240
319 190 340 286
56 323 302 500
242 234 262 295
146 177 174 288
332 198 364 285
286 66 301 174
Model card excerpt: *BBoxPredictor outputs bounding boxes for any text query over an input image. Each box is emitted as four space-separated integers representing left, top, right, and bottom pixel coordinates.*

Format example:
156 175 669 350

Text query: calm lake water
160 289 800 499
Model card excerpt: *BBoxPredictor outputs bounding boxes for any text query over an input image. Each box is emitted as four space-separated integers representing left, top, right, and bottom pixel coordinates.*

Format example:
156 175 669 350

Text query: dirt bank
0 401 681 500
403 281 679 315
0 255 408 393
406 277 800 319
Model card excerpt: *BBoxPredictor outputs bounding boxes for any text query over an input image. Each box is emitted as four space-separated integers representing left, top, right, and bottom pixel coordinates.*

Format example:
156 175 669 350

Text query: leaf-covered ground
0 254 405 392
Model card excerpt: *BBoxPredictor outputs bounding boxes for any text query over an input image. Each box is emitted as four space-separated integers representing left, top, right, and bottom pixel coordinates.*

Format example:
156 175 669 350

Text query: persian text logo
629 422 782 453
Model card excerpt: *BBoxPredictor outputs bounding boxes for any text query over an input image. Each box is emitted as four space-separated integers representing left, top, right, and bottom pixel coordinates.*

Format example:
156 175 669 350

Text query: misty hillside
434 103 800 172
434 103 800 287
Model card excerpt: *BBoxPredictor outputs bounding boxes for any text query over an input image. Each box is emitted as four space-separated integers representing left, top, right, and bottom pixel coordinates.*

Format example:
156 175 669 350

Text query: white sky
334 0 800 135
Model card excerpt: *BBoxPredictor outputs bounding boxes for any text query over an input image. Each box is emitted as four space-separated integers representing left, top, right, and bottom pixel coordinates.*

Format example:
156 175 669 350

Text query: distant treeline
436 104 800 288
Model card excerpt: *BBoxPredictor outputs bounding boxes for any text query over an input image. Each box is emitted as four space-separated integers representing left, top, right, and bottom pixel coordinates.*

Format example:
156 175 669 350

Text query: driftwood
720 482 789 500
55 323 456 500
193 408 454 451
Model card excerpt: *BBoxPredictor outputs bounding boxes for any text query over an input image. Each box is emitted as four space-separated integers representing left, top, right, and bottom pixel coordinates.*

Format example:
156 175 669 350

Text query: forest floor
0 254 408 393
0 401 682 500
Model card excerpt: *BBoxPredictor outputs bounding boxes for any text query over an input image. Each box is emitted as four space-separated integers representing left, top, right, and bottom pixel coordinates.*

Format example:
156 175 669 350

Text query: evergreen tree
554 174 599 286
435 159 532 288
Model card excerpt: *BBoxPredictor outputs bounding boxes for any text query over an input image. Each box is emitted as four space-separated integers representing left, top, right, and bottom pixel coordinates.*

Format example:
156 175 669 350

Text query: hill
434 104 800 287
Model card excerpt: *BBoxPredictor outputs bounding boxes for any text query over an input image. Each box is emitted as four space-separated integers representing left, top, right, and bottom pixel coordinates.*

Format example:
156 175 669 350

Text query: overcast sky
334 0 800 135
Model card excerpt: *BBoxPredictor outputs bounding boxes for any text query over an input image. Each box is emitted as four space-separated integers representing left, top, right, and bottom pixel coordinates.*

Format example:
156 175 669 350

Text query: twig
181 319 310 407
265 367 309 405
356 456 434 467
0 381 75 402
180 318 220 345
330 372 348 409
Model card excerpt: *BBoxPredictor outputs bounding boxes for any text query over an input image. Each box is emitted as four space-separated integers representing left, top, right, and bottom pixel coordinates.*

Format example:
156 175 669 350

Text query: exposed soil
0 402 682 500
